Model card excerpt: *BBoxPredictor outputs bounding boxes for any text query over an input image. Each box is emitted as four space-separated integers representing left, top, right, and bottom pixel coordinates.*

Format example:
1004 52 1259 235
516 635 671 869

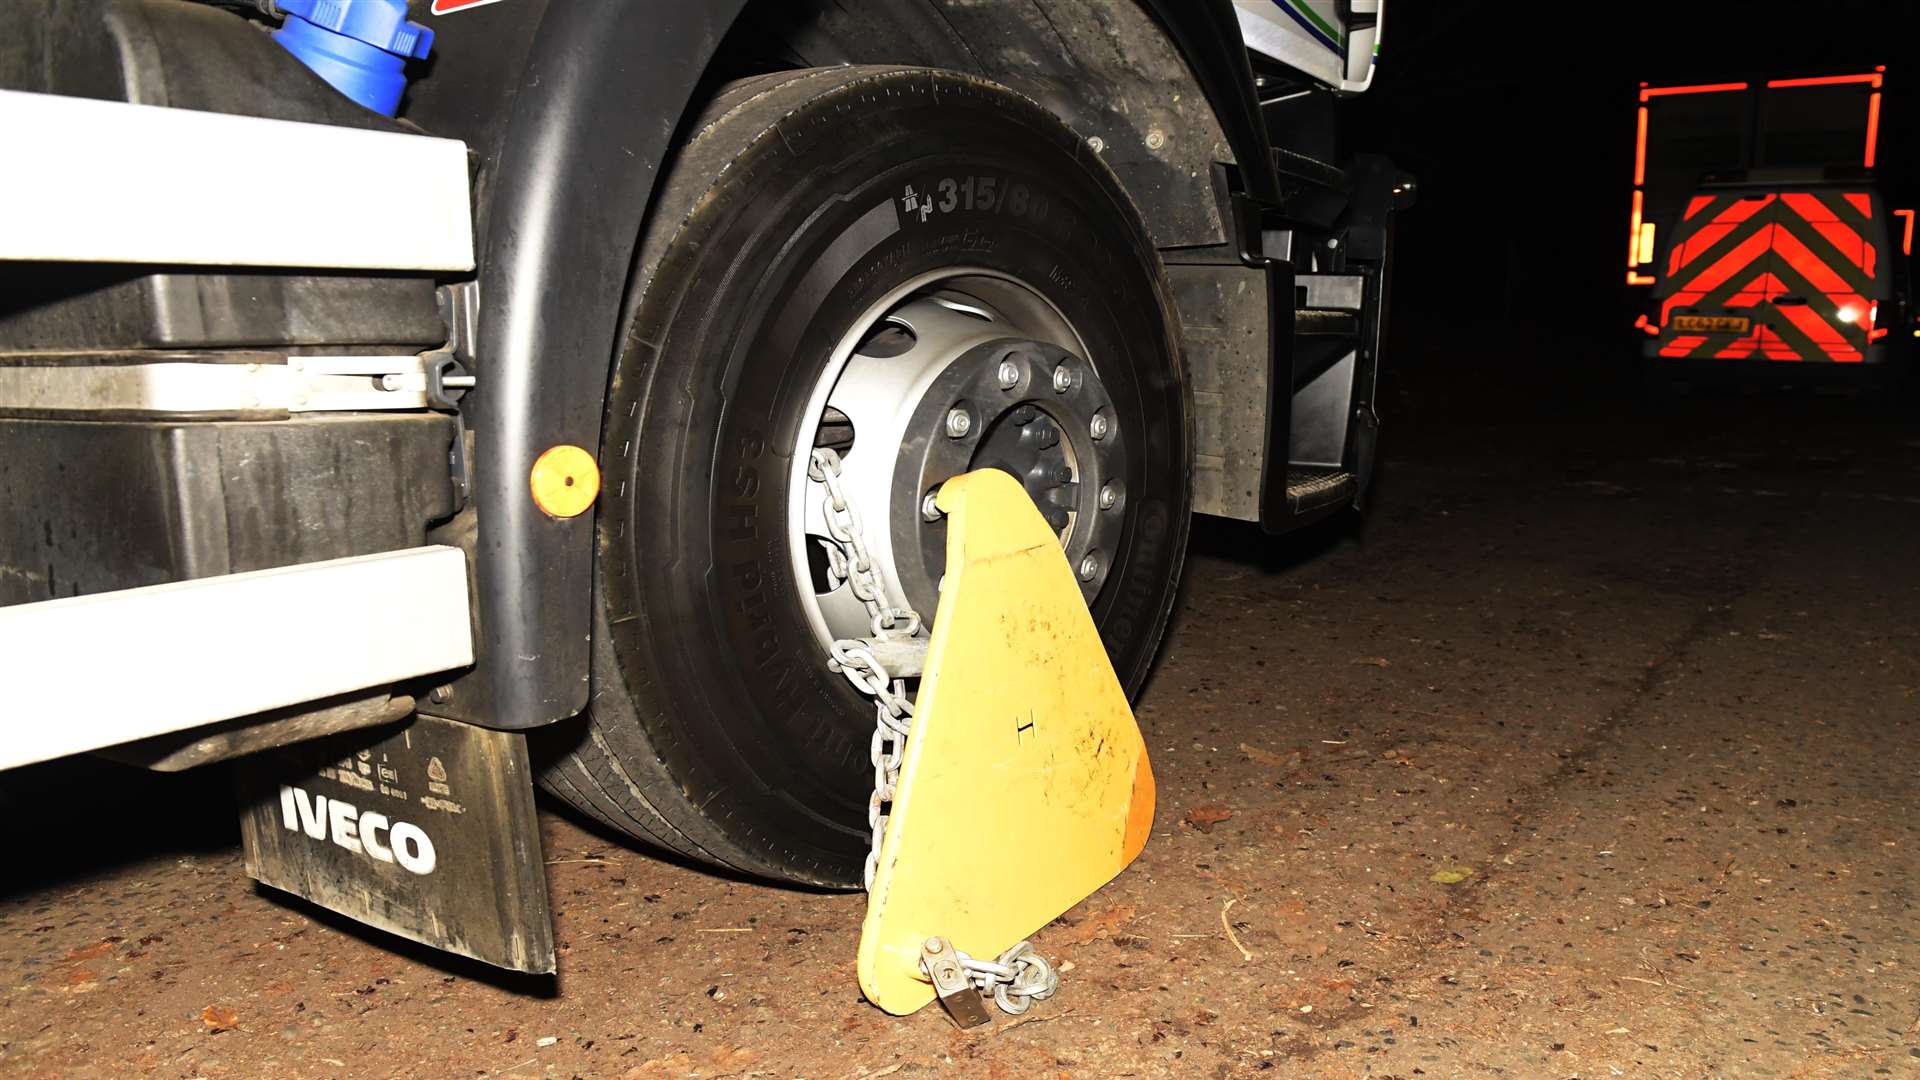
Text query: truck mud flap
236 713 556 974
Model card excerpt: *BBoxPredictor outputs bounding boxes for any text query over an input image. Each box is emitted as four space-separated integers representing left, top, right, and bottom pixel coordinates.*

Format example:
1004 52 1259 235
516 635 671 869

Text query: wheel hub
791 274 1126 651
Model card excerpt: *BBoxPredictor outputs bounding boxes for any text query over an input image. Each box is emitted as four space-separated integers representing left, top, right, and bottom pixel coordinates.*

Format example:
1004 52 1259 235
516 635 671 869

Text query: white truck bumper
0 546 473 771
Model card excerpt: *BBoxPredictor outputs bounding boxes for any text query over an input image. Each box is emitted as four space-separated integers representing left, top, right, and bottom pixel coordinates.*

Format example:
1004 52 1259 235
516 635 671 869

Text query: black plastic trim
1258 258 1295 529
450 1 746 730
1135 0 1281 207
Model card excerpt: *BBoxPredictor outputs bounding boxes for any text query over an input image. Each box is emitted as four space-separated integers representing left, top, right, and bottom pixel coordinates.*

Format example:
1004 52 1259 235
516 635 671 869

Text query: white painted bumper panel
0 89 473 271
0 547 473 771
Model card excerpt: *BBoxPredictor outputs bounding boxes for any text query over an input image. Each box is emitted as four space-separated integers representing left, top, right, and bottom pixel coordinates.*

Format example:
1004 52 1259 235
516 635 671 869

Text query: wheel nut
1089 412 1111 440
1051 364 1074 393
1078 553 1101 581
944 407 972 438
921 491 943 521
1099 483 1119 510
996 359 1022 390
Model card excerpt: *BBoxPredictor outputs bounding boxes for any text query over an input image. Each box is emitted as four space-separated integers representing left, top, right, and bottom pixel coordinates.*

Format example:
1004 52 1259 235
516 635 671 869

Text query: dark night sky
1346 2 1920 364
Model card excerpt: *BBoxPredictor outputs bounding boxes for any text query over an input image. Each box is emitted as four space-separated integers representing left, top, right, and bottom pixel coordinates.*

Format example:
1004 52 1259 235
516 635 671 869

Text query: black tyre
539 66 1190 886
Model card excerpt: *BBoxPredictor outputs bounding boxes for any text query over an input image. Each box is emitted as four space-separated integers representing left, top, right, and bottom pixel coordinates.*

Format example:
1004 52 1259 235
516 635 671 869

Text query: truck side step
1284 466 1355 515
1272 145 1348 191
1294 308 1360 336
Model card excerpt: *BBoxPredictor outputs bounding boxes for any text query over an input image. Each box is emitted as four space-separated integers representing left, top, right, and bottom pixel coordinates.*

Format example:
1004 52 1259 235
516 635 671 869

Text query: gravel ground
3 392 1917 1079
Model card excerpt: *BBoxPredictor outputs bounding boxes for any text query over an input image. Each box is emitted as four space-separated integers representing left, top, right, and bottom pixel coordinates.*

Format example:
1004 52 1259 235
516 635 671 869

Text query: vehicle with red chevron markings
1627 70 1913 374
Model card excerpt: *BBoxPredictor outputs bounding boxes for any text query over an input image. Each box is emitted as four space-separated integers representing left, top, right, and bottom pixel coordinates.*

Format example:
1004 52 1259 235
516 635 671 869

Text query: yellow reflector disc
528 444 600 518
856 468 1154 1016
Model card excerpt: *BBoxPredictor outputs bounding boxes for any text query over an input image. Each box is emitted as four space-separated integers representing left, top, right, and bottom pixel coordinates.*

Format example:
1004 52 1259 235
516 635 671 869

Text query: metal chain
944 941 1060 1014
806 446 1058 1017
807 447 920 890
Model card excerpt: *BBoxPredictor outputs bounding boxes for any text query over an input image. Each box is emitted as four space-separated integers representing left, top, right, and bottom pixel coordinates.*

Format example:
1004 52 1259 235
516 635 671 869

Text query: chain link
947 941 1060 1014
806 446 1058 1017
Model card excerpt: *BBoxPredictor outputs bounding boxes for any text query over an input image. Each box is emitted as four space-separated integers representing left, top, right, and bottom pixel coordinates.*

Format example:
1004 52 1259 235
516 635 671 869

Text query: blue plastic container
272 0 435 117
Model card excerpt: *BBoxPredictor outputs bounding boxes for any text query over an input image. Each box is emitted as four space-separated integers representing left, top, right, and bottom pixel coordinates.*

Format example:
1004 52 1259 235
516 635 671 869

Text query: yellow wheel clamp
856 468 1155 1021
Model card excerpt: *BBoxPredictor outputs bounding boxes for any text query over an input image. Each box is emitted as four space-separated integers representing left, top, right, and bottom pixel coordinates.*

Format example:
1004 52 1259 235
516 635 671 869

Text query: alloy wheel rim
786 270 1127 653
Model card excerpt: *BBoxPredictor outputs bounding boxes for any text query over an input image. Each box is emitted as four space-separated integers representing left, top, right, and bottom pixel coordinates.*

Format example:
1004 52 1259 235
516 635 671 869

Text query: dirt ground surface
4 392 1919 1079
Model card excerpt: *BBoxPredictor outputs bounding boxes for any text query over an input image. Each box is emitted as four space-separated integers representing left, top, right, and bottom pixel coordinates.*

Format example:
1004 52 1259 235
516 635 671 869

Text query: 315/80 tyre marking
901 175 1049 224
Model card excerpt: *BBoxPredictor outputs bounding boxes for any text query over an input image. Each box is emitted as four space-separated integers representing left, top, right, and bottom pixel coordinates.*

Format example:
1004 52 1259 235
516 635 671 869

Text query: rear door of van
1652 185 1890 363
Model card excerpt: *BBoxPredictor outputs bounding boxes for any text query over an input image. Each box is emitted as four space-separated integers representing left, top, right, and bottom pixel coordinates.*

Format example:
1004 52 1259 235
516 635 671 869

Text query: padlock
921 937 993 1029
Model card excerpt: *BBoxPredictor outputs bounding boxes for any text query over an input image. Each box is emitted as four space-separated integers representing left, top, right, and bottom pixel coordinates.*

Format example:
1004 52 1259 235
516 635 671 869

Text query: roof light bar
1766 73 1883 88
1639 81 1748 101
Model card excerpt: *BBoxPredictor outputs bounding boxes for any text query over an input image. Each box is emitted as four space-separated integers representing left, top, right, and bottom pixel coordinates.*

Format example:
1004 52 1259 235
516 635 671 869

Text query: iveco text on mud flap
238 714 555 974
